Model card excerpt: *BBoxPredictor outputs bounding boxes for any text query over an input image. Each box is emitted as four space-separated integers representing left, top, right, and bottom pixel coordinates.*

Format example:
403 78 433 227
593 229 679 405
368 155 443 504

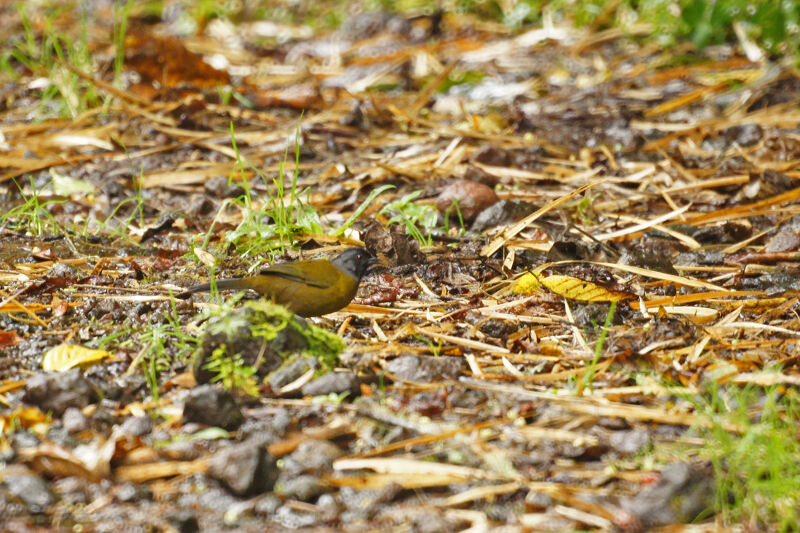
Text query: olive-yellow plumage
178 248 375 317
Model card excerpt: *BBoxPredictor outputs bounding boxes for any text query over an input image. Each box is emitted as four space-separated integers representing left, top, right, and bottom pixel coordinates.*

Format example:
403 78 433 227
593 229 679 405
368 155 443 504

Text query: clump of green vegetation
194 123 392 264
334 184 395 237
690 381 800 530
521 0 800 57
442 199 466 236
678 0 800 55
194 0 800 59
96 170 146 243
567 192 598 226
3 1 132 118
193 299 346 396
245 300 346 371
1 177 65 237
115 298 199 401
217 124 321 259
380 190 438 246
203 344 260 397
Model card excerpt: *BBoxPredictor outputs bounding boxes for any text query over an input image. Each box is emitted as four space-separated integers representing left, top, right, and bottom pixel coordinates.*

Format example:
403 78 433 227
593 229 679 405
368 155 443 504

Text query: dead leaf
42 345 113 372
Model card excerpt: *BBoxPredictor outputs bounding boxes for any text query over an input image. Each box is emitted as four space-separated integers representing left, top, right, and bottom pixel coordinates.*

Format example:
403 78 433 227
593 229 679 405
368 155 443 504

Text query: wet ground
2 3 800 531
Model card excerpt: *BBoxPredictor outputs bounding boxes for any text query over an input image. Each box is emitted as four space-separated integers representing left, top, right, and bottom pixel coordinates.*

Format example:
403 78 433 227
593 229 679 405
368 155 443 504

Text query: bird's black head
331 248 377 280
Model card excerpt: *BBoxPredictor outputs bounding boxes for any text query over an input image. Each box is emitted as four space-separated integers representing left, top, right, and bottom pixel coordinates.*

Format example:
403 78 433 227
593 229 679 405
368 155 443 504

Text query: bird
177 248 376 317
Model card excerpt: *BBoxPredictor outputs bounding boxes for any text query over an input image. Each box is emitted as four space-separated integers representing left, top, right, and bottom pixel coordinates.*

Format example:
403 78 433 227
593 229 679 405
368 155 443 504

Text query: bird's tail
176 278 251 299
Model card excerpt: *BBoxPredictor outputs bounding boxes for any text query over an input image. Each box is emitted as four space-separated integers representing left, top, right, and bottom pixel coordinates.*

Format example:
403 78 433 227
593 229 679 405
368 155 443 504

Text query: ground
1 2 800 532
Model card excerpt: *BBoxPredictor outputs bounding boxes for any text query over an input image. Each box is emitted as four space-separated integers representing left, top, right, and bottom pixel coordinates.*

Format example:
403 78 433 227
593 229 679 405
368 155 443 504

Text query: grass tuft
690 381 800 530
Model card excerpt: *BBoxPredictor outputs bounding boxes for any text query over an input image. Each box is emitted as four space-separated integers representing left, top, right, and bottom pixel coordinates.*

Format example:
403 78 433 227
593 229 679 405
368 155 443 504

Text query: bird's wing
257 260 338 289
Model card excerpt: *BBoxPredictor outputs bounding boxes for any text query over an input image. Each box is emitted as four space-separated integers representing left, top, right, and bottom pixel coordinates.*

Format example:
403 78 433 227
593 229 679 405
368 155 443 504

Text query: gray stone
386 355 463 382
301 371 359 397
621 463 714 526
183 384 243 430
207 440 278 496
2 471 54 512
61 407 89 433
277 474 325 501
282 439 344 475
23 370 96 416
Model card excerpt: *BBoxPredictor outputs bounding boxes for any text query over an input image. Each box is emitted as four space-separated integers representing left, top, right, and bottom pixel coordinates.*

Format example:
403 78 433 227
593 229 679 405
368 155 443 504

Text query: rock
47 262 80 278
119 415 153 437
282 439 344 475
236 419 281 445
23 369 96 416
115 482 148 503
620 463 714 527
253 493 283 516
271 408 292 434
386 355 464 382
524 490 553 511
183 385 243 430
166 510 200 533
277 474 326 501
192 301 343 385
764 228 800 252
609 429 651 456
186 194 215 217
572 303 620 330
53 476 92 506
2 469 54 513
274 503 319 529
465 312 518 338
547 239 601 262
204 176 244 199
435 179 498 222
10 431 39 449
339 349 375 374
619 247 678 275
725 124 762 146
376 506 456 532
62 407 89 433
90 399 121 428
192 310 296 385
317 493 339 521
472 199 536 232
207 440 278 496
159 439 205 461
363 222 423 266
339 484 402 520
254 494 282 515
461 165 499 187
268 356 317 391
675 249 725 266
45 426 76 449
743 268 800 294
301 371 359 397
472 145 512 167
139 213 176 243
692 222 750 244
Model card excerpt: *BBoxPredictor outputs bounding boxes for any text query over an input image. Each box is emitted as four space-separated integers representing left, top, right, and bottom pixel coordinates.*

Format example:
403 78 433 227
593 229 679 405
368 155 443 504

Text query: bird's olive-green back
241 259 359 317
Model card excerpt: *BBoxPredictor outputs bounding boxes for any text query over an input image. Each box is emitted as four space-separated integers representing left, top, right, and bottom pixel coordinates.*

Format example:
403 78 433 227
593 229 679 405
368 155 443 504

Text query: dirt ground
1 3 800 532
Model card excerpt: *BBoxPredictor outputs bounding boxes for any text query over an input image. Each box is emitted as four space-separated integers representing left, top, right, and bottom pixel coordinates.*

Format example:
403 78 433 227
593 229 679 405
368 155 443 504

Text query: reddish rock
435 179 499 222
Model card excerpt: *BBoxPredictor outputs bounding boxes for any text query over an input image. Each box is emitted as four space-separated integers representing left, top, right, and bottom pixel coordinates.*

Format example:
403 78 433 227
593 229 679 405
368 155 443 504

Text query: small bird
177 248 376 317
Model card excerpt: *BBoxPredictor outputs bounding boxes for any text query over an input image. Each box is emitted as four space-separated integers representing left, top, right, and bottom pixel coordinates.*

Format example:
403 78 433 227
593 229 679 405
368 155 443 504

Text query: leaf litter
1 2 800 531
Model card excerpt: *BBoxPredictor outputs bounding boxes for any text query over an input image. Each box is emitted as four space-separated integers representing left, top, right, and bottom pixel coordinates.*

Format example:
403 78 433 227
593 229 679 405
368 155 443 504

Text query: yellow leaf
542 274 628 302
42 344 112 372
512 272 542 295
194 247 216 268
514 272 627 302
